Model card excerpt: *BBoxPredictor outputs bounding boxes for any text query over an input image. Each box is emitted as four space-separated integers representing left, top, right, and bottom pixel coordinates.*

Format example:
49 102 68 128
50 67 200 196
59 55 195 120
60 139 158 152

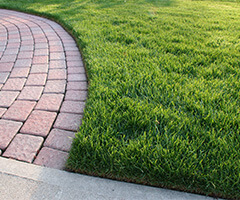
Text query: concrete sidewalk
0 157 221 200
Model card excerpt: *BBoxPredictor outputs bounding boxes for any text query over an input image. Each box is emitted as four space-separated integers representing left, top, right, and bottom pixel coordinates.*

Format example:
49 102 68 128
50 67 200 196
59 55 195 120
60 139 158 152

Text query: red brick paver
20 110 57 137
60 101 85 114
0 119 22 150
67 81 87 91
0 9 87 170
2 78 26 91
32 55 48 64
14 58 32 68
54 113 83 131
3 134 43 163
68 74 87 82
18 86 43 101
0 72 9 83
44 80 66 94
2 100 36 122
68 67 85 74
0 63 14 72
65 90 87 101
49 60 66 69
44 129 75 152
0 108 7 117
35 93 64 112
34 147 69 170
48 69 66 80
25 74 47 86
10 68 30 78
0 91 19 107
30 64 48 74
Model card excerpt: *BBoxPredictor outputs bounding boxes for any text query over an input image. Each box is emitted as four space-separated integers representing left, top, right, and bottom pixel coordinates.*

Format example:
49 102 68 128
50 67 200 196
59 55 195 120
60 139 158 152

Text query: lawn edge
0 4 236 200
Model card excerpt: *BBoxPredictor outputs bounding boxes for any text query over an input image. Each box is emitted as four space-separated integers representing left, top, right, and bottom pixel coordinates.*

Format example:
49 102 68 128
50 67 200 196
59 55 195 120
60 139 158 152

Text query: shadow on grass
90 0 174 9
144 0 174 7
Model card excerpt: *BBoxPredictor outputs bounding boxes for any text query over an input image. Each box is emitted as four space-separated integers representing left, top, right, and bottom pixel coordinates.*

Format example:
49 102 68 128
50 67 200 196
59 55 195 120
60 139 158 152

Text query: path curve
0 9 87 169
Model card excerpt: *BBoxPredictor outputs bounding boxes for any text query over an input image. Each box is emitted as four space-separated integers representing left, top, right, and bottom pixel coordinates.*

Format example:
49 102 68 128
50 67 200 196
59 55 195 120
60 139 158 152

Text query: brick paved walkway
0 9 87 169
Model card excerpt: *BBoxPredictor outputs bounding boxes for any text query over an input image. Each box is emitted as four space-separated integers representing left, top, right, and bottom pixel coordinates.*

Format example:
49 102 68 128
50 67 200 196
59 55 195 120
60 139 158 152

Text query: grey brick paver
0 9 87 167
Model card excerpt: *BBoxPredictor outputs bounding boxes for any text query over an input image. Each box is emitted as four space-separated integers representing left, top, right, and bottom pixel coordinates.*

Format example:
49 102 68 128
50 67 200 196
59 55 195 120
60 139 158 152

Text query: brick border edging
0 9 88 169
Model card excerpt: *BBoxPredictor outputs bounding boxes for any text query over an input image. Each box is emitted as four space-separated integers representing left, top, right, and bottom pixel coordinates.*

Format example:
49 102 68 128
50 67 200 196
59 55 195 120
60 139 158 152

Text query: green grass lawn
1 0 239 199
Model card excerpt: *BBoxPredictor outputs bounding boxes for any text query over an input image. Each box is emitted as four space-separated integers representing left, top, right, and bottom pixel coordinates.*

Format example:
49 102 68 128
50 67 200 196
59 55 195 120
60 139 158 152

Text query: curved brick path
0 9 87 169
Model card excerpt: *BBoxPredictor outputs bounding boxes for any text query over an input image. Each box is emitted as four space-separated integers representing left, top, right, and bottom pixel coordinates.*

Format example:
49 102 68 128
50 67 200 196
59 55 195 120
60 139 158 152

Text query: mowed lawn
0 0 239 199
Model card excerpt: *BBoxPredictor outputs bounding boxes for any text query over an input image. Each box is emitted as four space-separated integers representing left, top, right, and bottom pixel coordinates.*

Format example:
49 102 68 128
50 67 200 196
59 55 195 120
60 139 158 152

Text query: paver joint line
0 9 87 170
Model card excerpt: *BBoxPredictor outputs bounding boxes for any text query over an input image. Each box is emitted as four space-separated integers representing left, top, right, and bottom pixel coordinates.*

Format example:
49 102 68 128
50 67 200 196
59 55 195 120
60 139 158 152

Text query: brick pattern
0 9 87 170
